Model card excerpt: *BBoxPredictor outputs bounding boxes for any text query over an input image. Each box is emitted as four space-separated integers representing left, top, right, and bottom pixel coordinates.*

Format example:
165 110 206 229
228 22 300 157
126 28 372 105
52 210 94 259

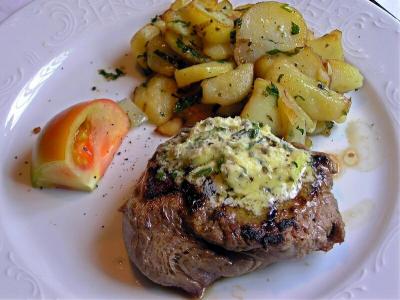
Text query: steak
122 118 345 297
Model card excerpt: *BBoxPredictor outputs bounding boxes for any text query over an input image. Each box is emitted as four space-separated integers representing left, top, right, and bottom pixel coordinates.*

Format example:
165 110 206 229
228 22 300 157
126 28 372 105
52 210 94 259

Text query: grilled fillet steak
122 119 345 297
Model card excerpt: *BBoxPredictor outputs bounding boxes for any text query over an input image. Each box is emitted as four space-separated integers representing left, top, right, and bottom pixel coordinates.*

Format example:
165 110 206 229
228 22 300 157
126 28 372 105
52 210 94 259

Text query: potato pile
130 0 363 147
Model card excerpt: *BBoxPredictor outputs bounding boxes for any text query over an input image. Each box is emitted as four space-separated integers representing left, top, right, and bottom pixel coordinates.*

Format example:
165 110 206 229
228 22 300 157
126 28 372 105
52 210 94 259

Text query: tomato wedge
31 99 130 191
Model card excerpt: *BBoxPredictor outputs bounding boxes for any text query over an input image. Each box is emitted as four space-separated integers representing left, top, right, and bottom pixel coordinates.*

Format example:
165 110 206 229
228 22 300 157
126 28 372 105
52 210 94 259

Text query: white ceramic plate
0 0 399 299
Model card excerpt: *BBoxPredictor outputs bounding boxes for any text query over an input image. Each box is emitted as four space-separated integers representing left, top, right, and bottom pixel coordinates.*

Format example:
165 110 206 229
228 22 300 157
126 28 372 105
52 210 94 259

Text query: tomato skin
31 99 129 191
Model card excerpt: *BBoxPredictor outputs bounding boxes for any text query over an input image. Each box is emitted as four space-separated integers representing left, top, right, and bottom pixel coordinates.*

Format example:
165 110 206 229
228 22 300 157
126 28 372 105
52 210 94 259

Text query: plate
0 0 399 298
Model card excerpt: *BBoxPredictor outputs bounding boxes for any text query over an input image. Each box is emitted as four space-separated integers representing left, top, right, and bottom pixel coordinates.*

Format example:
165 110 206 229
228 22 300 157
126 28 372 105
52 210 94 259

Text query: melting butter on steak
122 117 345 297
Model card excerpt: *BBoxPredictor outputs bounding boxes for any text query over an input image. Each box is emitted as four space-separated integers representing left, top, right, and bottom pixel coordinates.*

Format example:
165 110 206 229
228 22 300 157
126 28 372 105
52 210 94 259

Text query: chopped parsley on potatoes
130 0 363 148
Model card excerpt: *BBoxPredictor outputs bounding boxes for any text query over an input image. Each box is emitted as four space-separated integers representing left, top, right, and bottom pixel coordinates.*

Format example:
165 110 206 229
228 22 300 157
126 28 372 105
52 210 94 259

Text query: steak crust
122 145 345 296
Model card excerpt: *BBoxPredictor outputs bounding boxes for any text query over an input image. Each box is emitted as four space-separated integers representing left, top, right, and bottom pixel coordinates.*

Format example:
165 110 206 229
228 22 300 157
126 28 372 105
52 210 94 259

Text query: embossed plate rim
0 0 398 299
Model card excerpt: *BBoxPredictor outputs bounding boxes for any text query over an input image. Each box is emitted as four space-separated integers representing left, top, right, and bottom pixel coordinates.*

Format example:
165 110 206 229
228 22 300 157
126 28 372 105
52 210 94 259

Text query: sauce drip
344 121 382 171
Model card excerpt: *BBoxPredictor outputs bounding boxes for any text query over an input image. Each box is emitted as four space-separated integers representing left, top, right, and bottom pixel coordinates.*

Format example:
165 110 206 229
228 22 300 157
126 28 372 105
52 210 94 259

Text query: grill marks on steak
123 148 345 297
123 176 261 297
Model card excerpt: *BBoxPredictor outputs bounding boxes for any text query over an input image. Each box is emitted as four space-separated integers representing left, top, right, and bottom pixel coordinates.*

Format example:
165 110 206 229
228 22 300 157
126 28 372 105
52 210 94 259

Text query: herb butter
156 117 314 215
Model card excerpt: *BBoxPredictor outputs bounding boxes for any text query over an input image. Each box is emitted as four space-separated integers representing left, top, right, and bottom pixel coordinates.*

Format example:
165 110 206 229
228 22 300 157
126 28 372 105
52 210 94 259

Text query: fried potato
132 85 147 111
310 121 335 136
255 47 330 86
240 78 281 135
198 20 233 44
202 63 254 105
133 75 178 125
287 47 330 85
181 0 231 26
147 35 180 77
130 24 160 68
203 42 233 60
156 117 183 136
163 9 192 36
235 2 307 64
327 59 363 93
170 0 191 11
175 61 234 87
265 58 350 122
278 89 315 145
165 29 209 63
308 30 344 60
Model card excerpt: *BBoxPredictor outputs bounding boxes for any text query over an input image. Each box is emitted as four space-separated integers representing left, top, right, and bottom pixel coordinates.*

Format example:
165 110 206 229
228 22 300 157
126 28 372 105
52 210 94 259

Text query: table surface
0 0 399 23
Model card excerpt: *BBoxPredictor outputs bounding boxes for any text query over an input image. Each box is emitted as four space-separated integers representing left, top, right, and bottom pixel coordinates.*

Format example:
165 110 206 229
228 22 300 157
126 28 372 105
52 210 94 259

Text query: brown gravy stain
342 199 374 229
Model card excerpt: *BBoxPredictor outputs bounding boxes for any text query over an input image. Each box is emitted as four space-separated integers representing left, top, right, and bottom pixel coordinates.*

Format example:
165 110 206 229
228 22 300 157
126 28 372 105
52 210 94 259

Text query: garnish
234 18 242 28
154 50 186 69
156 169 167 181
151 15 161 24
171 20 191 27
248 123 260 139
267 49 281 55
291 22 300 35
296 126 305 135
326 121 334 129
98 68 125 81
264 83 279 98
267 47 302 56
176 38 205 59
194 167 213 177
174 90 202 112
294 95 305 101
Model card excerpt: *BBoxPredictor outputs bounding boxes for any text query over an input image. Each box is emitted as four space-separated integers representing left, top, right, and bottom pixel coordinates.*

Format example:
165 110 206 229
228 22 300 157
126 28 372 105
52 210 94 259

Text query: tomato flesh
72 119 94 170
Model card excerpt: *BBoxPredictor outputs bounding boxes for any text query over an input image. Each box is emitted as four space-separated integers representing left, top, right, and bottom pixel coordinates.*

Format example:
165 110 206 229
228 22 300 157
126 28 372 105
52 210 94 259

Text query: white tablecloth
0 0 399 23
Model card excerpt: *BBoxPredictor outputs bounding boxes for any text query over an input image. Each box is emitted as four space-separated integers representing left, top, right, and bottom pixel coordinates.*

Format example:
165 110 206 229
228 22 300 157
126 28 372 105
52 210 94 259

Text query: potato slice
255 53 286 78
181 0 232 26
327 59 364 93
287 47 330 85
310 121 335 136
150 16 166 33
255 47 329 85
308 30 344 60
165 29 209 63
202 63 253 105
132 85 147 110
306 29 315 42
147 35 184 77
203 42 233 60
163 9 192 36
240 78 281 136
170 0 191 11
175 61 234 87
130 24 160 68
265 58 350 122
198 20 233 44
217 0 233 13
280 88 316 133
234 3 253 13
278 90 314 145
156 117 183 136
133 75 178 125
235 2 307 64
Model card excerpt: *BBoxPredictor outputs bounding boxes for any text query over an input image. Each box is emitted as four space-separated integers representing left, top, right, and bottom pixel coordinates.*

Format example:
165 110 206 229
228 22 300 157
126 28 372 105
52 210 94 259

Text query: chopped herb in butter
156 117 313 215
